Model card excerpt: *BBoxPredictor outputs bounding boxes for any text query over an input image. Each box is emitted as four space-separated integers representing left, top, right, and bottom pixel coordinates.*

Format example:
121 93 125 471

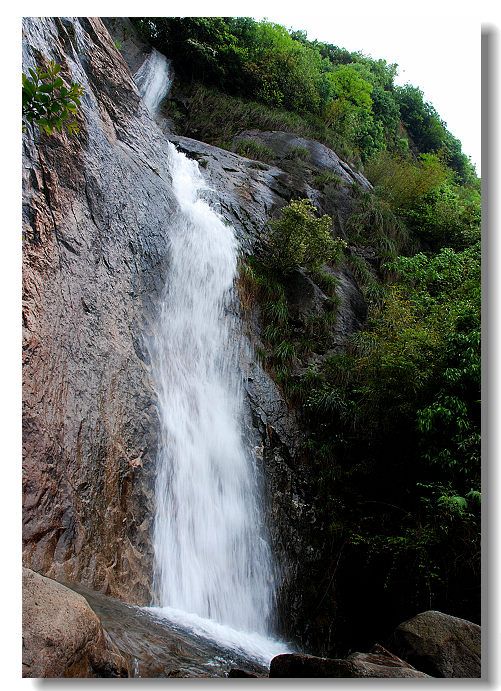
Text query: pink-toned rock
22 17 175 604
22 568 128 677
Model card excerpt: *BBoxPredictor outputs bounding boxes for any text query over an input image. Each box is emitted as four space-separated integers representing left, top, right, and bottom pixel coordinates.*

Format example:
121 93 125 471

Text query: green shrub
235 139 275 163
286 145 310 161
22 59 84 135
310 267 340 295
312 170 343 190
365 151 450 211
274 340 297 364
346 190 413 259
265 198 347 275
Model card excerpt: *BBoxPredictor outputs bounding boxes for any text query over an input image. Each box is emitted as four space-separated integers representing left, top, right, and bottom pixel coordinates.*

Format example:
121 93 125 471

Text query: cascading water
151 144 276 632
133 48 172 116
134 49 289 664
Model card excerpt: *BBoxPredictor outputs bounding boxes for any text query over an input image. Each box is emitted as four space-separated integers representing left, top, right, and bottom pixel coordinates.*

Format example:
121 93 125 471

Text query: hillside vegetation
133 16 481 653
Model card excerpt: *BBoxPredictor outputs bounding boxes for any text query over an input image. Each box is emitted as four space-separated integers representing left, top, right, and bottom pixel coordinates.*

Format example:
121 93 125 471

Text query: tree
324 65 373 120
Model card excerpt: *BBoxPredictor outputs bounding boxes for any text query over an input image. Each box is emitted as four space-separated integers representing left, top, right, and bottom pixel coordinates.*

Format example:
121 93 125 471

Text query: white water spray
136 51 281 650
134 48 172 116
150 144 276 634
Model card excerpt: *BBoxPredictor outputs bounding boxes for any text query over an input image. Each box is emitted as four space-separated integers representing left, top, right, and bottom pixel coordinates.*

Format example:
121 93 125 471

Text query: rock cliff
22 16 176 603
22 16 369 645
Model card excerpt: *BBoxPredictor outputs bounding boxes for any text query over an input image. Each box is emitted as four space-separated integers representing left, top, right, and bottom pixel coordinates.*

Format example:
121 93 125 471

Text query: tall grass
166 82 357 162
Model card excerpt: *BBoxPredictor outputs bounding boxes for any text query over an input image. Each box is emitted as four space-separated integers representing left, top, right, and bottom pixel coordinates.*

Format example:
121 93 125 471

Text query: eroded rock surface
22 567 127 677
22 16 176 603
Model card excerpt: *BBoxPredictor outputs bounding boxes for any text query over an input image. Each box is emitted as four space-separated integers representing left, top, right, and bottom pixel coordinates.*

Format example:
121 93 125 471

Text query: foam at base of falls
147 606 292 667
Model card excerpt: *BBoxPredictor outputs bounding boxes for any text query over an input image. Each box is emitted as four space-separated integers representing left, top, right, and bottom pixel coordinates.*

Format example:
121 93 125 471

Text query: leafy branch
22 59 85 136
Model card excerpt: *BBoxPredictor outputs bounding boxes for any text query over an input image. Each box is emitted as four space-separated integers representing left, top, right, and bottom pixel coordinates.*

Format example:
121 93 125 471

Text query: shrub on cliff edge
265 198 346 275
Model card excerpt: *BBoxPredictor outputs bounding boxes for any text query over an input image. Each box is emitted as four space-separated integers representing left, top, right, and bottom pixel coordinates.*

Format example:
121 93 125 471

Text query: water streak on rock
133 48 172 116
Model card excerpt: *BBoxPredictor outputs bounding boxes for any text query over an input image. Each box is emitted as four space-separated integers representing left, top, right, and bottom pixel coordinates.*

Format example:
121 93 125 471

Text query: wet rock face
167 134 296 252
22 17 317 615
102 17 152 75
22 17 177 603
68 582 270 678
22 568 128 677
22 17 316 618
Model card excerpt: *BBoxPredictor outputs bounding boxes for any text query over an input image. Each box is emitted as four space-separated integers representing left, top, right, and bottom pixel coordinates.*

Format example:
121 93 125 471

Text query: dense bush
300 242 480 636
264 198 346 275
365 151 481 251
132 16 475 173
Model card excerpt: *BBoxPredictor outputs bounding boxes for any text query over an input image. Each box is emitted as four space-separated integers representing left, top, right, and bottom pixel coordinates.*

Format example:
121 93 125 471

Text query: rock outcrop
231 129 372 238
386 610 481 678
22 16 177 604
269 645 431 678
22 568 128 677
232 130 372 191
270 610 482 678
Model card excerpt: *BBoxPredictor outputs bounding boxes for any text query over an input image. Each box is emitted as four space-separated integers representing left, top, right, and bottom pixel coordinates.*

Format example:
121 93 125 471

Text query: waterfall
136 51 281 649
151 144 275 634
133 48 172 116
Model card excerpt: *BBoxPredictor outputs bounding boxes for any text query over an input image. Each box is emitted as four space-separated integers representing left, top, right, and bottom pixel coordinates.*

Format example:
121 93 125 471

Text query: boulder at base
269 645 430 678
22 568 128 677
386 610 481 678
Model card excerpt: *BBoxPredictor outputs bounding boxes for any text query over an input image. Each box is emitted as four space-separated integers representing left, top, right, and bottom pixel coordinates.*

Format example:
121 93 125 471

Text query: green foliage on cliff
265 199 347 275
299 241 480 639
132 16 476 177
365 151 481 252
22 59 84 135
240 173 480 650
